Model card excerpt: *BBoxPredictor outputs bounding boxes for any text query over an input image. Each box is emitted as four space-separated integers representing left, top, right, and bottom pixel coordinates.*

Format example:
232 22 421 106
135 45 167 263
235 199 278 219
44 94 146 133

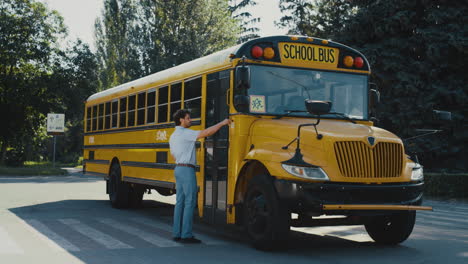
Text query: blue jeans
173 166 197 238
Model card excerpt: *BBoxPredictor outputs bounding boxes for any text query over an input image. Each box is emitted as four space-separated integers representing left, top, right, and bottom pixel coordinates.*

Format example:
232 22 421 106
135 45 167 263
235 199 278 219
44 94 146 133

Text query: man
169 109 231 243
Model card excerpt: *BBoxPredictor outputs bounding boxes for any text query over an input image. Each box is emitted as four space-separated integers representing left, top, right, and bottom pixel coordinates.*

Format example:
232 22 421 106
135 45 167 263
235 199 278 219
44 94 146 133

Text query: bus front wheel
244 174 290 250
365 211 416 245
108 163 130 208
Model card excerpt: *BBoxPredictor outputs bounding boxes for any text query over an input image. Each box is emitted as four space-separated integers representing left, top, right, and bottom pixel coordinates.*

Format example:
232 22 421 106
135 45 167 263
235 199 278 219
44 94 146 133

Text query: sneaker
172 237 181 242
180 237 202 244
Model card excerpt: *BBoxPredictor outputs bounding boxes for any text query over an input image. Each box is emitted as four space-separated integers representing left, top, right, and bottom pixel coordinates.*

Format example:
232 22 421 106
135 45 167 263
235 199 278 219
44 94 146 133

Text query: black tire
108 163 130 208
244 174 290 250
365 211 416 245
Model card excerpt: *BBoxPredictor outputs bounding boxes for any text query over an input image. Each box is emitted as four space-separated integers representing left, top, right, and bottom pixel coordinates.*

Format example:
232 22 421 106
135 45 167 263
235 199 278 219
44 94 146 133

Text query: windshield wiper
273 110 307 119
323 112 357 124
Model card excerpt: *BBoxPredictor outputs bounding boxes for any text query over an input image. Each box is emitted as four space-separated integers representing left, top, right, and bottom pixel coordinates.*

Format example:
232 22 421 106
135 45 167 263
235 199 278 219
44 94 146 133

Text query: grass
0 161 72 176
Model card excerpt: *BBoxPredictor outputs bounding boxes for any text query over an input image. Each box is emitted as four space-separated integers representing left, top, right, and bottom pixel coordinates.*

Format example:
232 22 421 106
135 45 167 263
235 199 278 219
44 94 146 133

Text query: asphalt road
0 171 467 264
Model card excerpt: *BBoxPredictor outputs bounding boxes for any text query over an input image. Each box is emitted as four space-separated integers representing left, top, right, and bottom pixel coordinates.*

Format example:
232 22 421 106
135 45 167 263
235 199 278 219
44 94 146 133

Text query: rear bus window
98 103 104 130
92 105 98 131
86 107 91 132
137 92 146 126
158 86 168 123
105 102 111 129
184 77 202 119
128 95 136 126
170 83 182 120
147 89 156 124
119 97 127 127
111 100 118 128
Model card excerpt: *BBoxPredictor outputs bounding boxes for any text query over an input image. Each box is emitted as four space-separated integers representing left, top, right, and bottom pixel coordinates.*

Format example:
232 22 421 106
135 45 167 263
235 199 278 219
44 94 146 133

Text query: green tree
229 0 260 43
278 0 468 171
277 0 355 38
0 0 66 165
95 0 142 90
137 0 239 75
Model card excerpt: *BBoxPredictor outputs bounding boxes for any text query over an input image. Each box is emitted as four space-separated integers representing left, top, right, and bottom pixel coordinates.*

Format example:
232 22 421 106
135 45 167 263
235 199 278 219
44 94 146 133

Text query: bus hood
248 118 402 166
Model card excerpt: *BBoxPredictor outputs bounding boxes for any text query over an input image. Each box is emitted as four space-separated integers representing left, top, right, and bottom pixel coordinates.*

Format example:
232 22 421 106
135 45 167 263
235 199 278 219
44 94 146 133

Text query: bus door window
158 86 168 123
146 89 156 124
128 95 136 126
119 97 127 127
137 92 146 126
111 100 118 128
86 107 91 132
98 103 104 130
184 77 202 119
204 70 230 224
105 101 111 129
170 83 182 119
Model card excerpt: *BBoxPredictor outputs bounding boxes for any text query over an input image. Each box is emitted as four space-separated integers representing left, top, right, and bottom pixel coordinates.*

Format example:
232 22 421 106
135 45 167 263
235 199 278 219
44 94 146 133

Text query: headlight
411 165 424 181
281 164 329 180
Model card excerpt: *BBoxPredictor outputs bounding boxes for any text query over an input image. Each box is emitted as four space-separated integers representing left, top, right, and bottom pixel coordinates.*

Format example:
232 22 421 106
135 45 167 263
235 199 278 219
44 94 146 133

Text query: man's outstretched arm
197 119 232 140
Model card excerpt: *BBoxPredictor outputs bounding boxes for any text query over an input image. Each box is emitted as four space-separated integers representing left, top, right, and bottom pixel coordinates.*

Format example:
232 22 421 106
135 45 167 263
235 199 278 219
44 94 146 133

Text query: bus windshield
246 65 368 120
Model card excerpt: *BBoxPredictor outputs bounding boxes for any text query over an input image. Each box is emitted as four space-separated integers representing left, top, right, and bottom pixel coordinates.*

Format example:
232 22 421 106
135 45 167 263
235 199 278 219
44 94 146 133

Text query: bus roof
86 35 369 103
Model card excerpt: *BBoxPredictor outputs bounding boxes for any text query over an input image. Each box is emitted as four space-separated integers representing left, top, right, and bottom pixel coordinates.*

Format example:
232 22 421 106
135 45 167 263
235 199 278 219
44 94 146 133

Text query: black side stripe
84 171 109 179
83 159 110 164
121 161 200 172
84 120 201 136
123 176 175 189
84 142 201 150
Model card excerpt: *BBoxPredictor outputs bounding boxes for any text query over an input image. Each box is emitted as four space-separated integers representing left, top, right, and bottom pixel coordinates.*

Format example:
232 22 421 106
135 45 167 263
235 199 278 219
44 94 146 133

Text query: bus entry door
203 70 230 224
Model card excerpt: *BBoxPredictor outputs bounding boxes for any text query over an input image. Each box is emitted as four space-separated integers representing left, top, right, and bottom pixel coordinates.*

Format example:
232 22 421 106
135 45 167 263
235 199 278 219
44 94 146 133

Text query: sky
39 0 286 51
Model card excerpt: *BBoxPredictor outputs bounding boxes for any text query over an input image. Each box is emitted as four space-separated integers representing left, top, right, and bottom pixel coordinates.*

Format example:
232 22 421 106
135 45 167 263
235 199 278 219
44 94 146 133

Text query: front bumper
274 179 425 215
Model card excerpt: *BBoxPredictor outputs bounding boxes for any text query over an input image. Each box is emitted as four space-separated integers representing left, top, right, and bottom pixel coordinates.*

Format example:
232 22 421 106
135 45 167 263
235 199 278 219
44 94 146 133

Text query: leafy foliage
229 0 260 43
95 0 239 87
278 0 468 171
0 0 66 164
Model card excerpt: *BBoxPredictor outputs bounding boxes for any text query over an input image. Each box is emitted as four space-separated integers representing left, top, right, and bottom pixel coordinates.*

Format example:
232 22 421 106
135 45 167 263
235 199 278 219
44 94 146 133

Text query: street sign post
47 114 65 167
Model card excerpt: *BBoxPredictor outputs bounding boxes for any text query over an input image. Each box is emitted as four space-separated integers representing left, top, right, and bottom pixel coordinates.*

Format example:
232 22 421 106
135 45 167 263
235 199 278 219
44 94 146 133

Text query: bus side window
170 83 182 120
128 95 136 126
147 89 156 124
105 102 111 129
86 107 91 132
158 86 168 123
92 105 98 131
119 97 127 127
111 100 118 128
137 92 146 126
98 103 104 130
184 77 202 119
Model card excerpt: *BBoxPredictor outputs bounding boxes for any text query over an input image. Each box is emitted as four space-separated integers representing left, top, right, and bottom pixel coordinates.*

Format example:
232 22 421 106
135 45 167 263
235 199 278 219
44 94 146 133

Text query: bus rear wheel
108 163 130 208
244 174 290 250
365 211 416 245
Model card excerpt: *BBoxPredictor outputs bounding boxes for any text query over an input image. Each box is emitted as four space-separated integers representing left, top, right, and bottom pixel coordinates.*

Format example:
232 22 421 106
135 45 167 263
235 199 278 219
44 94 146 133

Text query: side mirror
433 110 451 121
236 66 250 89
234 95 250 113
369 88 380 108
305 100 332 115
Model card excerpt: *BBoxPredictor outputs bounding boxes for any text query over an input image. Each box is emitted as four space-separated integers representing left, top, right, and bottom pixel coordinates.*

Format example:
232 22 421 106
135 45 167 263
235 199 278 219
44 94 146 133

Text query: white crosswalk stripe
130 217 228 245
25 219 80 252
58 218 132 249
0 225 24 254
97 218 182 247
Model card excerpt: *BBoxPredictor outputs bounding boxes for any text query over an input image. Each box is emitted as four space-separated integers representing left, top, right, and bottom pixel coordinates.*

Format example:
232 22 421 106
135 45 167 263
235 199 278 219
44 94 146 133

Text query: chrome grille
334 141 403 178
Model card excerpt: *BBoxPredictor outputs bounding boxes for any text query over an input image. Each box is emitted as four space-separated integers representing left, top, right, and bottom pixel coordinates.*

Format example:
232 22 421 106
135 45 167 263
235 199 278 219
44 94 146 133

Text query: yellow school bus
83 35 431 249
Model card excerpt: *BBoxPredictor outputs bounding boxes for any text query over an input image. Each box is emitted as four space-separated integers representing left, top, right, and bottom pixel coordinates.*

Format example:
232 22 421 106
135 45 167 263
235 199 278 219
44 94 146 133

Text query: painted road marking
97 218 182 247
58 219 132 249
25 219 80 252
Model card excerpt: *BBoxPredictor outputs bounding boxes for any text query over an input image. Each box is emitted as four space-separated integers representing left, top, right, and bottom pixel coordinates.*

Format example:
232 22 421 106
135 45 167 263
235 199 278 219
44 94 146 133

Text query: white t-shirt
169 126 201 165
